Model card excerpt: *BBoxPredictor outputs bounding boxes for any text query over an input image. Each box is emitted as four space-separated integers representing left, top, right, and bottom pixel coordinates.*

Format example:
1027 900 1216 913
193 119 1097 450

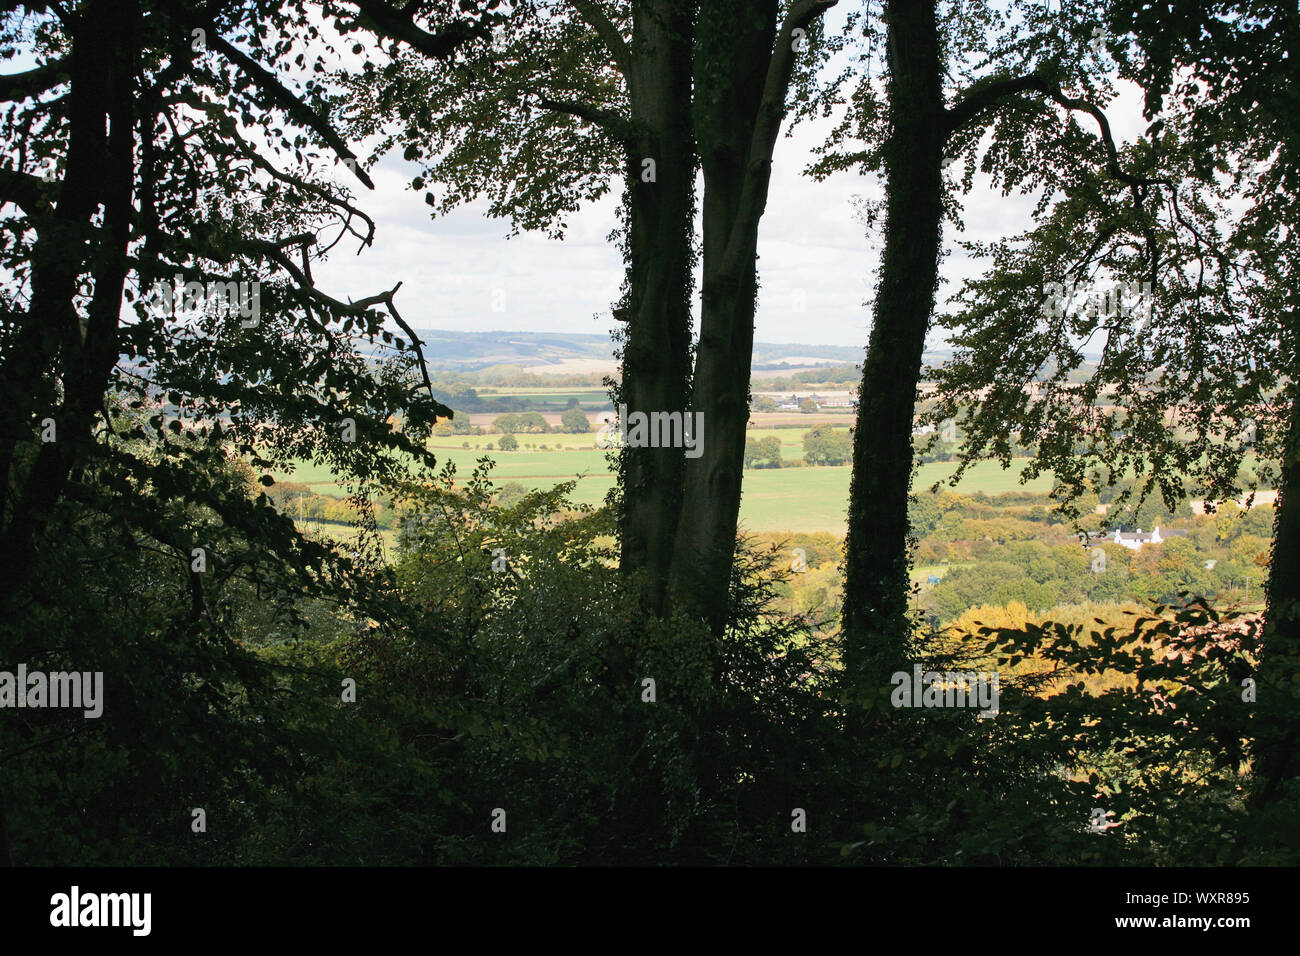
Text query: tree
495 481 530 509
802 425 850 466
492 413 520 434
0 0 476 864
498 433 519 451
908 494 943 538
798 397 819 413
345 0 841 634
340 0 695 622
666 0 840 635
515 411 549 433
914 0 1299 805
744 435 783 469
561 407 592 433
1107 0 1300 809
824 0 1162 703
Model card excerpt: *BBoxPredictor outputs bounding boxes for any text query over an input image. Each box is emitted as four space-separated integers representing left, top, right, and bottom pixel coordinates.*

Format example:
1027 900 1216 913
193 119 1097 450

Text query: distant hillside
404 328 950 374
413 329 614 371
751 342 864 368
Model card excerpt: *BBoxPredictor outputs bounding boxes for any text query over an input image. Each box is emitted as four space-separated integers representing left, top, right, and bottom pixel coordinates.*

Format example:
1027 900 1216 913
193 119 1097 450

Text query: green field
475 388 611 400
272 435 1053 534
439 434 608 451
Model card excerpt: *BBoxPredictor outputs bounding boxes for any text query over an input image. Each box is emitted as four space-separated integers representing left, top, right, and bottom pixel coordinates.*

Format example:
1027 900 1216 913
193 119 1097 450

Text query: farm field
473 387 611 400
272 436 1053 534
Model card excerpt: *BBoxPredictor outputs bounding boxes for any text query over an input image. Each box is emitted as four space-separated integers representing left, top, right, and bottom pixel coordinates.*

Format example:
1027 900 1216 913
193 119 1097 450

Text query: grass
438 433 607 451
475 387 611 400
474 386 605 395
270 435 1055 534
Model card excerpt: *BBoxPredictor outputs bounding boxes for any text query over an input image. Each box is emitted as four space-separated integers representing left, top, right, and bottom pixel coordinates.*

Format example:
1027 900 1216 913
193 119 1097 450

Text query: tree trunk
0 0 138 863
668 0 831 636
667 0 773 635
616 0 696 616
1255 312 1300 805
0 0 136 599
841 0 945 704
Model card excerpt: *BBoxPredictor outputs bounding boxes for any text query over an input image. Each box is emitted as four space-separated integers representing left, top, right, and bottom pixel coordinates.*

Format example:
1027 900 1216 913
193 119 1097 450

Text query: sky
316 113 883 350
313 61 1150 358
3 3 1151 354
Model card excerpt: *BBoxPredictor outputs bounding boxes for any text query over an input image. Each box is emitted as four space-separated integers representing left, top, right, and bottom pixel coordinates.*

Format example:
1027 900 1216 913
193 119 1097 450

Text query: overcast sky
315 66 1150 356
3 6 1153 355
316 117 882 350
4 7 1150 354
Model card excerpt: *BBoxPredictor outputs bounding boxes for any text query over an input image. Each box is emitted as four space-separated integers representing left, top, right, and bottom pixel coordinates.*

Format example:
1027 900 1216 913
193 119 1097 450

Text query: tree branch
383 290 442 408
535 94 633 143
719 0 837 278
0 723 102 764
0 58 69 101
943 73 1173 191
0 167 53 215
238 237 450 416
566 0 631 79
226 124 376 249
349 0 494 60
206 34 375 190
943 71 1049 139
750 0 839 180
